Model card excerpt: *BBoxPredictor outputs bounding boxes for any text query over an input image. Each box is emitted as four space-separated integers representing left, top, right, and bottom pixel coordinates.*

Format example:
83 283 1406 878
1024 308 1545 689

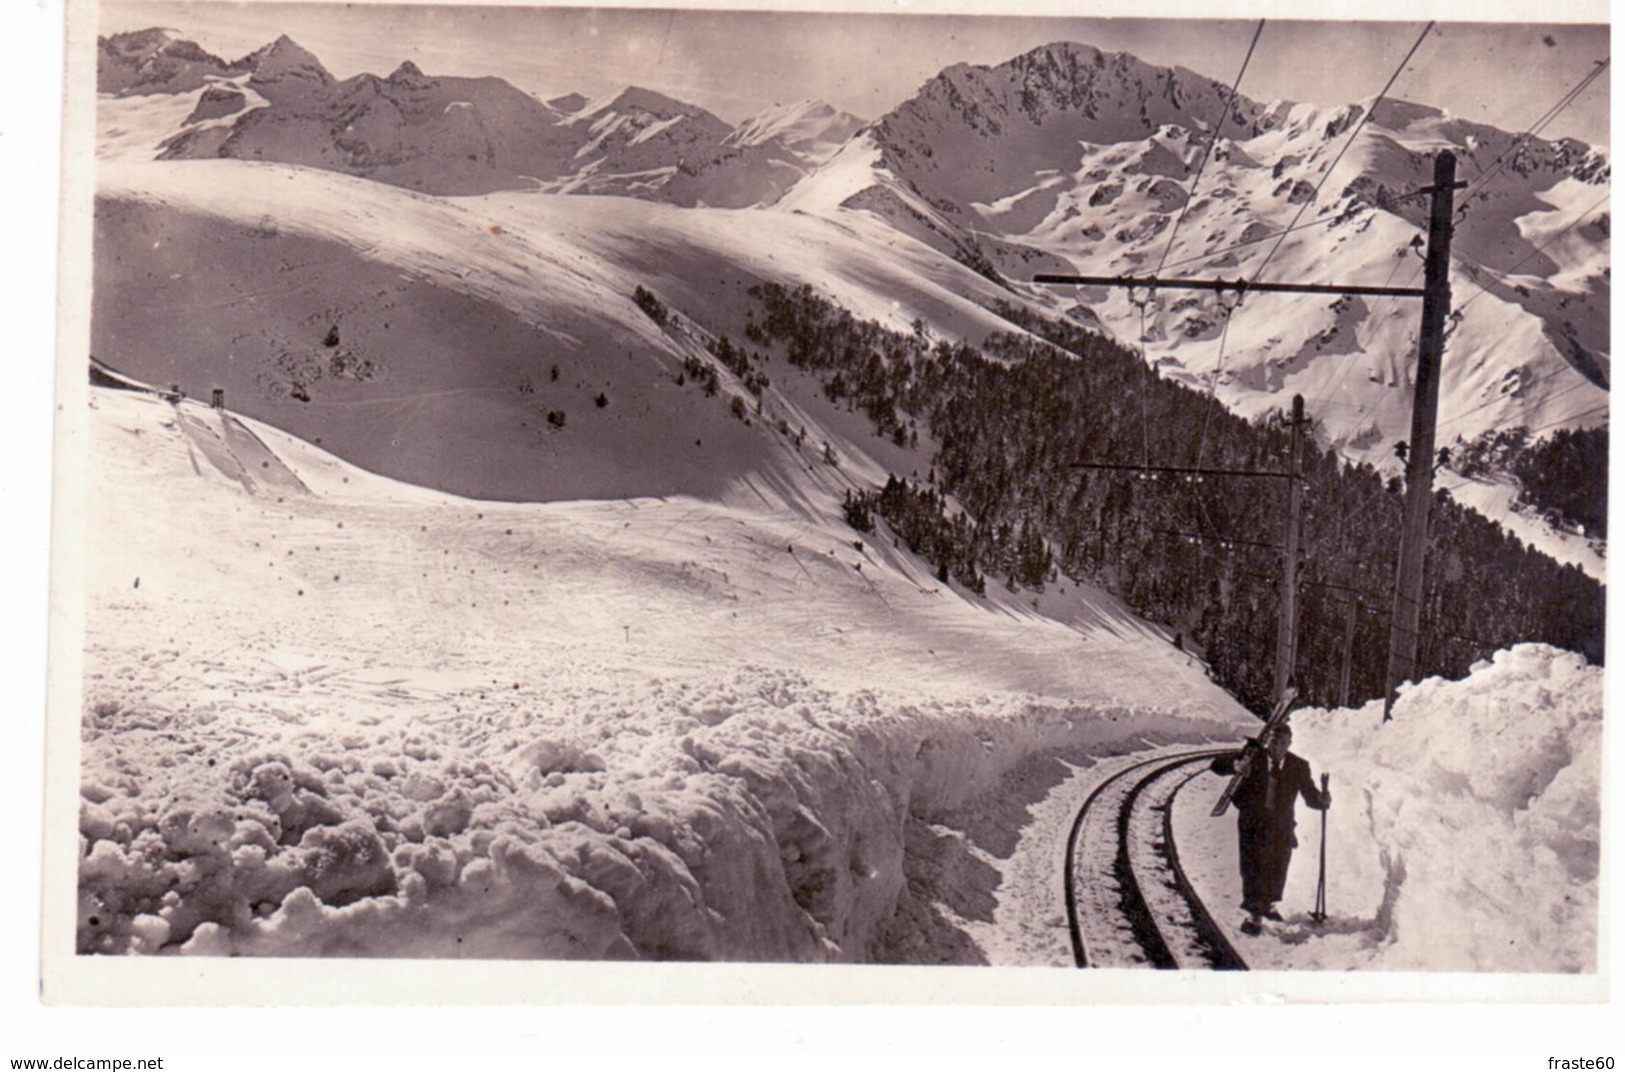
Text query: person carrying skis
1211 723 1330 935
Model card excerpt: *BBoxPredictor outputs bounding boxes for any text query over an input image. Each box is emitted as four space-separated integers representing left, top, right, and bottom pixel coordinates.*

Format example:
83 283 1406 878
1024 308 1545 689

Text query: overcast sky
98 1 1611 145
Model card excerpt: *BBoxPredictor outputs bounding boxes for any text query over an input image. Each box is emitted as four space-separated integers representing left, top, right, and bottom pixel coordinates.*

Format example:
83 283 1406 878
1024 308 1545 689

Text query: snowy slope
107 30 862 209
75 385 1247 959
94 156 1021 502
1442 471 1606 578
549 86 750 202
76 34 1609 968
99 76 269 164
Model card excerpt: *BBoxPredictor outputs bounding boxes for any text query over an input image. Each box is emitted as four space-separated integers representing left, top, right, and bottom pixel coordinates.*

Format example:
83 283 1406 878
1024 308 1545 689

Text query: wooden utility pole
1339 592 1358 709
1383 151 1461 718
1274 394 1306 708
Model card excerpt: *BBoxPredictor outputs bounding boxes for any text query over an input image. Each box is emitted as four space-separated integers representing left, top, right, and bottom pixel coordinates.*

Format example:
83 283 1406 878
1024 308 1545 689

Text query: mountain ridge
103 29 868 204
94 26 1609 565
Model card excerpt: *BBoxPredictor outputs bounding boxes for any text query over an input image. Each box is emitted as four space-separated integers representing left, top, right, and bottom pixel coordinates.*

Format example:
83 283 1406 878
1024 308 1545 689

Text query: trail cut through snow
76 388 1247 960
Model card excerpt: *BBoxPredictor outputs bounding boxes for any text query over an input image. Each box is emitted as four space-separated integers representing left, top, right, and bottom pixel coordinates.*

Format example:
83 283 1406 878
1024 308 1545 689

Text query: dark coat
1212 745 1329 910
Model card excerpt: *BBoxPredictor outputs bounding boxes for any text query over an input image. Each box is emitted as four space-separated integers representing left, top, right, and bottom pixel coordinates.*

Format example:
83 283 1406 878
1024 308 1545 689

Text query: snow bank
77 389 1243 961
1290 645 1602 972
78 669 1229 961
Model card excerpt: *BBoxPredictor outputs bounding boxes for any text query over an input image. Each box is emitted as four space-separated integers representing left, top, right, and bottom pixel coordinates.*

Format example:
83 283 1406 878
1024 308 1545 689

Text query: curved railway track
1065 748 1248 971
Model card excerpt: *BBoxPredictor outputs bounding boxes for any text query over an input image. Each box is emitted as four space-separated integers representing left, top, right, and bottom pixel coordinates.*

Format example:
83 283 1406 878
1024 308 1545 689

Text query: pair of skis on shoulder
1210 686 1296 818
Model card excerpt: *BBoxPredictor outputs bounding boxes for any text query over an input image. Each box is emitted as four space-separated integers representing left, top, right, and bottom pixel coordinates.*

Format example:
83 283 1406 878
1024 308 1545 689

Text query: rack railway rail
1065 748 1248 970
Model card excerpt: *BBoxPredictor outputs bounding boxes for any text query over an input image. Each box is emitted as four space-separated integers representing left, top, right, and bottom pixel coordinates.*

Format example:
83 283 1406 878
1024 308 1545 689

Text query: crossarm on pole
1032 273 1427 299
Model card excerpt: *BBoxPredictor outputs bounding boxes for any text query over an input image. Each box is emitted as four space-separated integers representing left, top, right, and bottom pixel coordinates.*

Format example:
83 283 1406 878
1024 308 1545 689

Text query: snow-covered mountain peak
95 27 1610 490
771 36 1608 491
862 39 1283 212
581 85 719 124
104 26 192 55
105 31 848 207
546 91 589 115
1366 97 1446 131
915 39 1279 141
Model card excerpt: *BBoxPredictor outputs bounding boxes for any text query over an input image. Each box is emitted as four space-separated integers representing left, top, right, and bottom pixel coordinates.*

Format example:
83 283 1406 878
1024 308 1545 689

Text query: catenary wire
1308 248 1414 423
1319 54 1609 445
1155 188 1431 276
1435 360 1598 436
1436 402 1609 494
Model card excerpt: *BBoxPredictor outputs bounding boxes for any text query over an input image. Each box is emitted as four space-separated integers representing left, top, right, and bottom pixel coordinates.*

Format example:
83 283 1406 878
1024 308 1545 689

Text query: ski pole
1311 772 1329 924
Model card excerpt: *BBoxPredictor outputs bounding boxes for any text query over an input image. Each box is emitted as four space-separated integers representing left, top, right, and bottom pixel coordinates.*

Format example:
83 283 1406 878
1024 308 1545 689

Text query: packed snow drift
76 386 1247 960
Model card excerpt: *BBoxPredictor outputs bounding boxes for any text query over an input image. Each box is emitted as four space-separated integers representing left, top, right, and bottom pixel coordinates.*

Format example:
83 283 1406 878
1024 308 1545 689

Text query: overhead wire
1192 288 1243 469
1153 19 1265 278
1132 288 1152 469
1308 247 1414 424
1139 20 1264 485
1246 22 1436 289
1060 25 1604 584
1156 188 1432 276
1500 401 1608 443
1211 22 1433 598
1435 362 1597 437
1411 58 1613 459
1437 402 1609 494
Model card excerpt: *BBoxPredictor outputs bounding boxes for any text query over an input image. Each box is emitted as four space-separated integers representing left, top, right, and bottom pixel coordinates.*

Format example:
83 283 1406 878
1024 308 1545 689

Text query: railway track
1065 748 1248 970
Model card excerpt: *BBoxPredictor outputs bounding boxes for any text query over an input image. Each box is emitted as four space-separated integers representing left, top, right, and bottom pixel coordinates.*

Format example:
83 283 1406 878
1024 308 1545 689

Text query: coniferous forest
1456 425 1609 539
739 282 1604 715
